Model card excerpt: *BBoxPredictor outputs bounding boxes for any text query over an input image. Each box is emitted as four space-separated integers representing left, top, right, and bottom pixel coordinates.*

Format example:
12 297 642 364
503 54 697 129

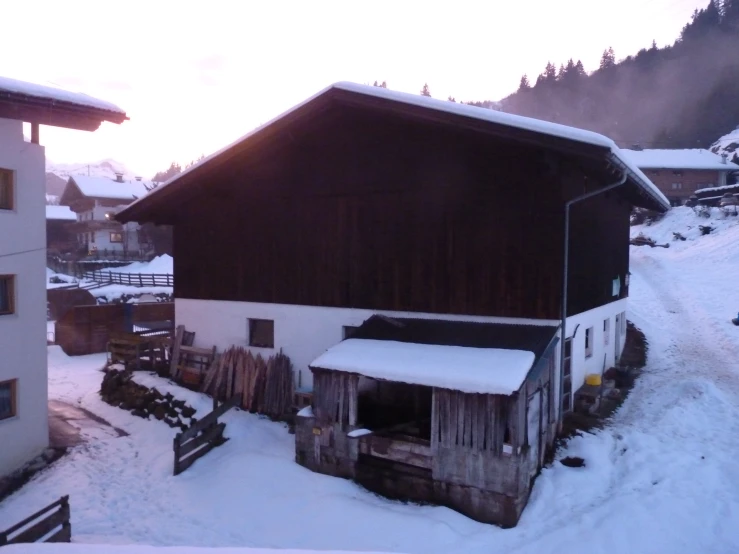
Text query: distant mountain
711 126 739 164
45 158 139 196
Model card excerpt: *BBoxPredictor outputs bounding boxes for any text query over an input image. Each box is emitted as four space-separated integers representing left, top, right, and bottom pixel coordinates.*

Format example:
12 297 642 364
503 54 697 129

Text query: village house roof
45 205 76 221
117 82 669 224
0 75 127 131
621 148 739 171
62 175 151 203
310 316 559 396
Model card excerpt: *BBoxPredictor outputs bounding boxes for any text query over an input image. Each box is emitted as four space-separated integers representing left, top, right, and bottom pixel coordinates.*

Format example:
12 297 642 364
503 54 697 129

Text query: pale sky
3 0 705 178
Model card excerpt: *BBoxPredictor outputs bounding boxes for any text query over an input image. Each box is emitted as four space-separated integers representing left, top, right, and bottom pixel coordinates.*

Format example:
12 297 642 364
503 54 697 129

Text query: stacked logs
200 347 293 419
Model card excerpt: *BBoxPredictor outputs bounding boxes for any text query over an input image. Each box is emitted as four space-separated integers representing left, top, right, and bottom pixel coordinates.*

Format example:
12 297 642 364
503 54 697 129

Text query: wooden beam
31 123 39 144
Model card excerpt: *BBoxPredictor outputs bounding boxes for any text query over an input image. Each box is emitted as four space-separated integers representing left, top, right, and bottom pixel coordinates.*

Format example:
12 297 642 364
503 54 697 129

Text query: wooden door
527 391 541 476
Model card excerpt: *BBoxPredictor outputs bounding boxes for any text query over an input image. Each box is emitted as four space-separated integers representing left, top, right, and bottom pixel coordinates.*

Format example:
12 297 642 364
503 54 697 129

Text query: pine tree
373 80 379 87
575 60 586 76
420 83 432 97
599 47 616 70
380 81 387 88
544 62 557 82
152 162 182 183
447 96 456 102
518 75 531 91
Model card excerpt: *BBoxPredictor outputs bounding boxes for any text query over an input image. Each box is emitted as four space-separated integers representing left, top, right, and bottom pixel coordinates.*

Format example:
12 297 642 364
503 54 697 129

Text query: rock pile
100 369 198 431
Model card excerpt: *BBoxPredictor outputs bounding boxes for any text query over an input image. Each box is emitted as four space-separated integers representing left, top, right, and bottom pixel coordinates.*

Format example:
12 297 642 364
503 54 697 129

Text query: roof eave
608 153 670 212
0 94 127 131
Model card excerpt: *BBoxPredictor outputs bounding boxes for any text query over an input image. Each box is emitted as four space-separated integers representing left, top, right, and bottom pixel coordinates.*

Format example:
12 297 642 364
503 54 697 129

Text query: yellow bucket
585 374 602 386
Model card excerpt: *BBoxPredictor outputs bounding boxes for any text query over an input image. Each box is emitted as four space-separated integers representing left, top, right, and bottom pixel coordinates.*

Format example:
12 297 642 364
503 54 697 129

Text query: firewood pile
629 234 670 248
200 346 294 419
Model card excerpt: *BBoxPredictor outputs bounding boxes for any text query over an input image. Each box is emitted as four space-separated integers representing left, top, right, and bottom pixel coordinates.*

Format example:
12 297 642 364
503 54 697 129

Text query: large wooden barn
118 82 669 526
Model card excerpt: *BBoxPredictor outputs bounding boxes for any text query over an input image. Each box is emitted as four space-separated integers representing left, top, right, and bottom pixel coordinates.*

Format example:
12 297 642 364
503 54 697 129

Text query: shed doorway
357 376 432 442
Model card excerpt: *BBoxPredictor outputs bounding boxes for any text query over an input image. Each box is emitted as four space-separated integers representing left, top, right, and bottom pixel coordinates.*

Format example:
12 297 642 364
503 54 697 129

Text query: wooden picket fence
173 396 240 476
0 496 71 545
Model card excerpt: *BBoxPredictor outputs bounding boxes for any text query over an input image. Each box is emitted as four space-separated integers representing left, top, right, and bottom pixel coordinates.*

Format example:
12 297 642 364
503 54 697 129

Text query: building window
0 379 16 421
105 212 115 220
604 318 610 345
621 312 627 334
110 232 123 243
248 318 274 348
0 168 13 210
0 275 15 315
343 326 359 339
585 327 594 358
671 183 682 190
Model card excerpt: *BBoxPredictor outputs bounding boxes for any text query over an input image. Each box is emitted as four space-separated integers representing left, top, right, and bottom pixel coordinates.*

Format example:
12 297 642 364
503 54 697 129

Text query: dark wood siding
172 104 630 319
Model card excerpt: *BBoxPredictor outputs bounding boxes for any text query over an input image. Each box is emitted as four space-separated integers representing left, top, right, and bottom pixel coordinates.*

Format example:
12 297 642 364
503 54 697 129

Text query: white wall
562 298 628 411
175 298 559 391
0 118 49 476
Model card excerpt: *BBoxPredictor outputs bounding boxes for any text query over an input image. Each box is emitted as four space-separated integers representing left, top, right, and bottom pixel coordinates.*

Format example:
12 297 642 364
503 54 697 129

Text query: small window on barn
0 275 15 315
110 232 123 243
248 318 274 348
604 319 610 345
673 170 683 176
343 326 359 340
0 168 13 210
0 379 17 421
671 183 682 190
585 327 594 358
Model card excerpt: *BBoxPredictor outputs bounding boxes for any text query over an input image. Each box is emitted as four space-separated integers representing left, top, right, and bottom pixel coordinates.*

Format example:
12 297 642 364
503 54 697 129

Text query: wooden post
169 325 185 377
31 123 39 144
173 434 181 476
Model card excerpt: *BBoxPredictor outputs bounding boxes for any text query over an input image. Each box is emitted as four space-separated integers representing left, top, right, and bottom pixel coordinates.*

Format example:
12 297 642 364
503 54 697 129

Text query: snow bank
45 205 76 221
311 338 534 395
1 546 395 553
115 255 173 275
621 148 739 171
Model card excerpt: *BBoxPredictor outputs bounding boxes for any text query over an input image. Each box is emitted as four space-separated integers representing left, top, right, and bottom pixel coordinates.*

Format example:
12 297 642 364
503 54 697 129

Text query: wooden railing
173 396 239 476
79 270 173 287
0 496 71 545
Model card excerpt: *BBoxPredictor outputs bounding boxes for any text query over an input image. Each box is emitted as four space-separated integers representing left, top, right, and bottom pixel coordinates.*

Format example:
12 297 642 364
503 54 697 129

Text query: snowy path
3 208 739 552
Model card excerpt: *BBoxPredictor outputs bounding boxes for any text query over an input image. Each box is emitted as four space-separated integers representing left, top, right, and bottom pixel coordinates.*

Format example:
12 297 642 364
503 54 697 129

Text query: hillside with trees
500 0 739 149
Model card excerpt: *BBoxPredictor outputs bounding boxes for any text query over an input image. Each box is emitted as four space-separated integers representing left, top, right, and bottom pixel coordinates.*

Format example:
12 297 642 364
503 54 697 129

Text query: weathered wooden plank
234 349 245 400
456 391 465 447
44 524 72 543
338 374 345 429
169 325 185 377
179 422 226 459
177 396 239 443
442 389 451 447
9 504 69 544
463 394 473 448
430 389 439 453
448 390 458 446
179 344 216 357
359 435 432 469
1 497 67 537
348 374 358 426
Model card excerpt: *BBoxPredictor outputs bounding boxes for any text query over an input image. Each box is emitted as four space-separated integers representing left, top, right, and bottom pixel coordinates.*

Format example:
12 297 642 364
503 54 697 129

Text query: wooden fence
0 496 71 545
173 396 239 476
55 302 175 355
79 270 173 287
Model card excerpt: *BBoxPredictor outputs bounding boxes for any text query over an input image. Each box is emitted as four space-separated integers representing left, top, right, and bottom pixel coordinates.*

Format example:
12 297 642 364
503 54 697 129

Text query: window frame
585 326 594 358
109 232 123 243
0 167 14 211
0 379 17 421
0 275 15 316
248 318 274 348
604 318 610 345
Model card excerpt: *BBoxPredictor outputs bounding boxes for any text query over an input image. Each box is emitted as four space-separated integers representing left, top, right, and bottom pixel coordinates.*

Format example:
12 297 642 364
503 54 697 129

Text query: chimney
631 143 643 151
115 172 123 182
721 153 728 164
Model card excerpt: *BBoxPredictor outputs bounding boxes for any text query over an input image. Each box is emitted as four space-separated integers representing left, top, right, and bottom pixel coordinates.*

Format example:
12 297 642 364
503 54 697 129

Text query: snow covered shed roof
310 316 560 395
45 205 76 221
621 149 739 171
117 82 669 224
65 175 151 202
0 75 127 131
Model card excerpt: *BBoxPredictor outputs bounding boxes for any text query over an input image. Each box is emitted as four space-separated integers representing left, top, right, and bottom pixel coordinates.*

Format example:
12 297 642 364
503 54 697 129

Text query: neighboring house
59 174 150 258
0 75 126 477
117 82 668 526
46 204 77 255
621 147 739 206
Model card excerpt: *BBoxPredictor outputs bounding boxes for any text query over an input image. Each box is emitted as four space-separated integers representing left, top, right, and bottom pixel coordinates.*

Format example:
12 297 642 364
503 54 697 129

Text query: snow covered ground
113 255 173 275
4 206 739 552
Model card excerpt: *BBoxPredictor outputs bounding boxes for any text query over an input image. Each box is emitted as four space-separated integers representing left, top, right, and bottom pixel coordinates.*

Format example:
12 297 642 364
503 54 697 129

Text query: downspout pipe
558 169 628 427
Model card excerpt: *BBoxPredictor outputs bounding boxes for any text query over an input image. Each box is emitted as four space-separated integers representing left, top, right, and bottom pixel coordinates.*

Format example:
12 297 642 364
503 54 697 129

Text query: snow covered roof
311 338 535 395
0 75 125 115
45 205 76 221
118 82 669 222
70 175 151 201
621 149 739 171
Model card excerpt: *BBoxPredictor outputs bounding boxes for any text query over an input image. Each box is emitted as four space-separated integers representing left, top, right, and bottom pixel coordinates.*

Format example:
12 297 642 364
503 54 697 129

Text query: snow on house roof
45 205 76 221
71 175 151 200
310 338 535 395
120 82 669 217
620 149 739 171
0 75 125 114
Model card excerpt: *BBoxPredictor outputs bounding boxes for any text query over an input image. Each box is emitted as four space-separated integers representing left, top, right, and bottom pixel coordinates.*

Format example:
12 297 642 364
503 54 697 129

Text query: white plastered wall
0 117 49 476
